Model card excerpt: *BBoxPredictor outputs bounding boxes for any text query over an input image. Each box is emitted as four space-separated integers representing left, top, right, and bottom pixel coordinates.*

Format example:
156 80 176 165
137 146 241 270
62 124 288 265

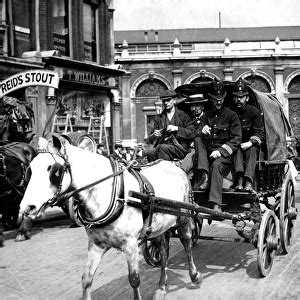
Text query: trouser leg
146 147 158 162
234 148 244 174
209 156 233 205
194 137 209 172
156 144 186 161
244 147 258 183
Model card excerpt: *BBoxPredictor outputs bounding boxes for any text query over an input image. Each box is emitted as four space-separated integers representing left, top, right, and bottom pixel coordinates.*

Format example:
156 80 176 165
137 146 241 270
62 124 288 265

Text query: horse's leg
124 240 142 300
82 240 107 300
153 234 169 300
15 214 33 241
178 216 202 284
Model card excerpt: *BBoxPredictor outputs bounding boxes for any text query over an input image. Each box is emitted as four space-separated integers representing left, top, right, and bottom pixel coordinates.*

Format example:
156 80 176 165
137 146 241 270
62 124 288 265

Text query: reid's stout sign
0 70 59 97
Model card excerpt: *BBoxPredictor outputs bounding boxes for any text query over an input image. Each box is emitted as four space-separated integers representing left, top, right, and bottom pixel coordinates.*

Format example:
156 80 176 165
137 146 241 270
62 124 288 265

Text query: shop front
42 55 124 149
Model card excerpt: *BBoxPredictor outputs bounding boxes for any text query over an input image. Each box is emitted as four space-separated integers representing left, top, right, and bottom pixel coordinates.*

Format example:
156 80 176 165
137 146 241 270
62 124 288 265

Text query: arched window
136 79 167 97
244 76 271 93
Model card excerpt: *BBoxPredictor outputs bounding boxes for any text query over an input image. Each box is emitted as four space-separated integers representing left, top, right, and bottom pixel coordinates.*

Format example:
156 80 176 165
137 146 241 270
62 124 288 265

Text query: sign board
0 70 59 97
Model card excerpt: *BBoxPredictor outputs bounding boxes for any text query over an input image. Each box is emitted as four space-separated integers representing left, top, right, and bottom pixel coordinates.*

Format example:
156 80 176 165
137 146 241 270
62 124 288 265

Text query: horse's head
19 135 72 219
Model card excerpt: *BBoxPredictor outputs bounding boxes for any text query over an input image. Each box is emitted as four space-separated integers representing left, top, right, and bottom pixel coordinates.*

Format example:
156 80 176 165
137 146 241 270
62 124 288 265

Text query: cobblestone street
0 181 299 300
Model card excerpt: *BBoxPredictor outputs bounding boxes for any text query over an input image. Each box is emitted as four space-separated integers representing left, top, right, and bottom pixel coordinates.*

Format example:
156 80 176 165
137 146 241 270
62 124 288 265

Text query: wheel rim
280 179 296 254
257 210 278 277
142 239 162 267
78 136 97 153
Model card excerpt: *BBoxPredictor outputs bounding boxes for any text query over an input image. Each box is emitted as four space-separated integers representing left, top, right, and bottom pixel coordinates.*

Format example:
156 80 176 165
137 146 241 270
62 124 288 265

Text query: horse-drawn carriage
14 81 298 298
140 80 298 277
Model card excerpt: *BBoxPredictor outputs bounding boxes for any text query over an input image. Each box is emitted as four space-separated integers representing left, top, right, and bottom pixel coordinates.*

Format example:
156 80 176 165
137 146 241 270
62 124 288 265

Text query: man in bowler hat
146 89 195 162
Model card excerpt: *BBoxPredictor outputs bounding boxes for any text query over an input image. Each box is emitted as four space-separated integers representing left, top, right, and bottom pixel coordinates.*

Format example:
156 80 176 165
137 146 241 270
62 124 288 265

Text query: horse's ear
52 134 62 151
23 146 35 162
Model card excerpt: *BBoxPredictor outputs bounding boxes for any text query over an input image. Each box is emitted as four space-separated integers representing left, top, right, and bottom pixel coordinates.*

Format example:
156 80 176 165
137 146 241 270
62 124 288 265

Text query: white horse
18 135 201 299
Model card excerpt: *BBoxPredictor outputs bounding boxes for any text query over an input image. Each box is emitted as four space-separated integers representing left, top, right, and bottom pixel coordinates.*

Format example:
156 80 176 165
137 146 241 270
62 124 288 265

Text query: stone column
172 69 183 88
121 72 132 140
112 101 121 144
223 67 234 81
274 66 287 113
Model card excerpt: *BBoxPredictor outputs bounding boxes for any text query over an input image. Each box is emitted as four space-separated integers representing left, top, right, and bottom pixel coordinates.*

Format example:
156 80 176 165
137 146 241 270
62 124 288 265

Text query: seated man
231 78 265 193
146 89 195 162
193 79 242 211
174 94 209 181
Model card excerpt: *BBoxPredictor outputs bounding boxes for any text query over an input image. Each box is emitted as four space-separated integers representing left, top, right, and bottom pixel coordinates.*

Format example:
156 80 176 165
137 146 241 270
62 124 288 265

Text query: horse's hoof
191 271 203 285
153 289 166 300
15 233 29 242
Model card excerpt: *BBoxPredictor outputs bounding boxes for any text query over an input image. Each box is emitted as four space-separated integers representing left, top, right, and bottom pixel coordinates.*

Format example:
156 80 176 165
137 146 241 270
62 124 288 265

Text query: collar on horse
0 151 28 196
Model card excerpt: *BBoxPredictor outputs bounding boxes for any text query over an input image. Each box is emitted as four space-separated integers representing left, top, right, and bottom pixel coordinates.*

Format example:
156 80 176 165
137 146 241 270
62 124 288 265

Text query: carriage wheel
142 234 170 267
1 208 19 230
257 209 279 277
279 176 297 254
192 217 203 246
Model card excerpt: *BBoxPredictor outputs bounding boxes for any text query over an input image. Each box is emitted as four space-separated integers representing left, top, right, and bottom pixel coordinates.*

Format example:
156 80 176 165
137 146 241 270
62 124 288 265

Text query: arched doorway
135 78 168 143
287 75 300 138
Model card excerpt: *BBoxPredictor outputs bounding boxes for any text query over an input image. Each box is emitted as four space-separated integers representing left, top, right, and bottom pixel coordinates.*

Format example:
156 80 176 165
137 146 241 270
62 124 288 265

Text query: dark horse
0 142 36 246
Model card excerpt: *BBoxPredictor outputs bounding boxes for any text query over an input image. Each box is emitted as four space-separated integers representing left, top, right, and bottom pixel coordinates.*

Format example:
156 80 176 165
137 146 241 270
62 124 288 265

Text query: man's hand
153 129 162 137
241 141 252 151
210 150 221 159
202 125 211 135
167 125 178 132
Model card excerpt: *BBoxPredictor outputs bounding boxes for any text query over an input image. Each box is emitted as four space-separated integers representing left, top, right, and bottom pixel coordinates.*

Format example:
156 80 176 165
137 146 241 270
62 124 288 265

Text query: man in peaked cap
146 89 195 162
193 79 242 212
231 78 265 193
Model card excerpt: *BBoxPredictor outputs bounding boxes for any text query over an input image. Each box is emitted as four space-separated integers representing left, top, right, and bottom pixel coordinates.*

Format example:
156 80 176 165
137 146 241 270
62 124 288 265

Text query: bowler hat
185 94 209 105
159 89 177 101
232 78 249 97
208 79 227 100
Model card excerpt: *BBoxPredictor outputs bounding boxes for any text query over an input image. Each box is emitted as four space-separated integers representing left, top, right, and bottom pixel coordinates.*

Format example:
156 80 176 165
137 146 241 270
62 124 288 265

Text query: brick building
0 0 124 146
114 26 300 148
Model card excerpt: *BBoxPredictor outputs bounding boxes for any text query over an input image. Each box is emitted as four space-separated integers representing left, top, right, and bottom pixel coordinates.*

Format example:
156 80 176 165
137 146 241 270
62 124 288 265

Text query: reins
52 167 126 205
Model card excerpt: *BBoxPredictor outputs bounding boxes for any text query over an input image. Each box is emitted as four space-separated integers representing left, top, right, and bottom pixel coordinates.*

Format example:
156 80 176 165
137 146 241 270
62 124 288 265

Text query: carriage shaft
128 190 235 220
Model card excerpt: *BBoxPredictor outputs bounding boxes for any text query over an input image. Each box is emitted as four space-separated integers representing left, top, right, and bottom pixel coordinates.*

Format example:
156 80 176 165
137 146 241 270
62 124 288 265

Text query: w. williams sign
0 70 59 97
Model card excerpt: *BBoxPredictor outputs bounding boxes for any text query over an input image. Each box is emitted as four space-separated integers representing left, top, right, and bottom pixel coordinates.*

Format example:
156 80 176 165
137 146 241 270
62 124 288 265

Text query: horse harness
0 143 32 196
38 146 156 230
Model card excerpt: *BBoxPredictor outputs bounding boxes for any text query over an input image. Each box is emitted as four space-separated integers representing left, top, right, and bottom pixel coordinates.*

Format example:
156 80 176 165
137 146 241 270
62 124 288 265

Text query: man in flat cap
194 79 242 211
146 89 195 162
231 78 265 193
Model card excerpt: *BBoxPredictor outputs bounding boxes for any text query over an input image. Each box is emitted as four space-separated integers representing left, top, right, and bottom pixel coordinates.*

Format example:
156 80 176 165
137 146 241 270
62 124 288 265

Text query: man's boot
192 170 203 190
198 171 209 189
234 173 244 192
244 178 255 194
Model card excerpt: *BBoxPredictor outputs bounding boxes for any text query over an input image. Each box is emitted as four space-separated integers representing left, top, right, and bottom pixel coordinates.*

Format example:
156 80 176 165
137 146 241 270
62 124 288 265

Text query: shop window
52 0 69 56
83 1 97 62
12 0 31 57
